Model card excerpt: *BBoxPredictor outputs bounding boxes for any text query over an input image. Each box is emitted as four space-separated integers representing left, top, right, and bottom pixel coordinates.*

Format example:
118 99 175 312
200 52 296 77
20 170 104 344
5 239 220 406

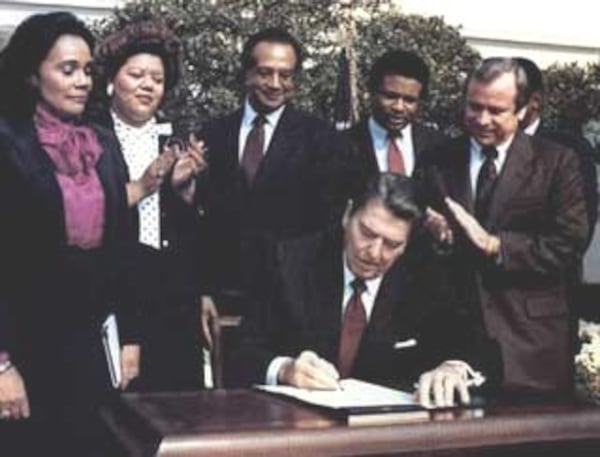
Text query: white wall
0 0 120 26
399 0 600 67
2 0 599 68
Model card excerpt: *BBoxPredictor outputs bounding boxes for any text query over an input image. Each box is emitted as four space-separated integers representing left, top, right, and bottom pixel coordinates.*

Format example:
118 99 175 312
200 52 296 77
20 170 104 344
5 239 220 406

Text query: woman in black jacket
0 11 140 456
89 19 209 392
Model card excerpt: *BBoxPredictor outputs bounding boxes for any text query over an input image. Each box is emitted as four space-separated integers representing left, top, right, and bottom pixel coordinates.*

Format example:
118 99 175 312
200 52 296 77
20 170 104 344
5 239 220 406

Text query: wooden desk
103 389 600 457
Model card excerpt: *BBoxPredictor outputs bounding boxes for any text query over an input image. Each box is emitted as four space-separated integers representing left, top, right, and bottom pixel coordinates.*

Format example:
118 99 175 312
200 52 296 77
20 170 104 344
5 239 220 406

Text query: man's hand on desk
278 350 340 390
415 360 482 408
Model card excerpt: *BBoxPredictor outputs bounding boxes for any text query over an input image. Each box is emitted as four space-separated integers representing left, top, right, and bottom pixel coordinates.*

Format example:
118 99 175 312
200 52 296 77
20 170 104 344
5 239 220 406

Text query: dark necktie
337 278 367 378
475 146 499 221
387 134 406 175
241 115 265 184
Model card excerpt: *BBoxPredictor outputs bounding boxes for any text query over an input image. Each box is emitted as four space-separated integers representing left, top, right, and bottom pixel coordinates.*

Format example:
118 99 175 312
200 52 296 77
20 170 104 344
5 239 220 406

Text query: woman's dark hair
0 11 94 120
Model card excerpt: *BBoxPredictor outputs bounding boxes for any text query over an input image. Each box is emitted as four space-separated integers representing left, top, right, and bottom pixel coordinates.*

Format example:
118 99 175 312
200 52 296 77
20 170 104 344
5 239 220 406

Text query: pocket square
393 338 417 350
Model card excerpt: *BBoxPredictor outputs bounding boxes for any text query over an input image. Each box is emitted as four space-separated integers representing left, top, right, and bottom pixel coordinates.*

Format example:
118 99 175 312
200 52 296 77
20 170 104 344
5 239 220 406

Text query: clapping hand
445 197 500 257
140 147 177 195
170 133 208 203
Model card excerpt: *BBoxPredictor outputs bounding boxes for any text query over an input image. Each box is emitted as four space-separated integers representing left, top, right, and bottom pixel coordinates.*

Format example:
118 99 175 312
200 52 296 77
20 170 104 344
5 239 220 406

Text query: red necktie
337 278 367 378
241 115 265 184
387 135 406 175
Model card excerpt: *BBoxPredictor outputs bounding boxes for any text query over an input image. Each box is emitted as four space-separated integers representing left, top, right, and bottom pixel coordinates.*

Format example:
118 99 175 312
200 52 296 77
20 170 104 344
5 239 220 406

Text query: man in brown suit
423 58 589 395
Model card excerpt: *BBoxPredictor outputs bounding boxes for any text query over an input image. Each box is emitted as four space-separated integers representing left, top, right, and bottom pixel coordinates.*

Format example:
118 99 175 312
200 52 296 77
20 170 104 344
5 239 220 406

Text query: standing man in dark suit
423 58 589 395
229 173 501 408
345 50 445 197
201 28 348 316
515 57 598 244
516 57 600 323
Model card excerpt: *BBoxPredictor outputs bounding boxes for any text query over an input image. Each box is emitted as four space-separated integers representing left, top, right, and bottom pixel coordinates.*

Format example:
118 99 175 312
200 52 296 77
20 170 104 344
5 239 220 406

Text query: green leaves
94 0 599 143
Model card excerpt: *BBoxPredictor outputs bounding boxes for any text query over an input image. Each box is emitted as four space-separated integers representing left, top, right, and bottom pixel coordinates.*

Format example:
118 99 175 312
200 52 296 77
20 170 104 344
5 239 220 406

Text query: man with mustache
200 28 348 319
228 173 501 408
345 49 446 198
422 58 589 396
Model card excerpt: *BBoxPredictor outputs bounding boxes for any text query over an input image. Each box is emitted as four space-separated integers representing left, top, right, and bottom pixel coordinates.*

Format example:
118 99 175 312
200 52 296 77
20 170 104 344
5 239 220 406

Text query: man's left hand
445 197 500 256
415 361 471 408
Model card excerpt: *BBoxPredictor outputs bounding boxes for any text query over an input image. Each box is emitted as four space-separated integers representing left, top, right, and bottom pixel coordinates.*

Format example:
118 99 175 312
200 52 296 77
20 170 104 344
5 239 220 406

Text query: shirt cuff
266 356 294 385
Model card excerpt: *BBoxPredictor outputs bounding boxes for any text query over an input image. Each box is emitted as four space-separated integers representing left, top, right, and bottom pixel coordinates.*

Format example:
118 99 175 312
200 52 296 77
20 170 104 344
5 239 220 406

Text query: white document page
256 378 416 409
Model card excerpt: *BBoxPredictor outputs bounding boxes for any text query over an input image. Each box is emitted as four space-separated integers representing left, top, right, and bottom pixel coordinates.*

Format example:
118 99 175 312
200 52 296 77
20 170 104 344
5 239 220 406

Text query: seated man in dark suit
228 173 501 407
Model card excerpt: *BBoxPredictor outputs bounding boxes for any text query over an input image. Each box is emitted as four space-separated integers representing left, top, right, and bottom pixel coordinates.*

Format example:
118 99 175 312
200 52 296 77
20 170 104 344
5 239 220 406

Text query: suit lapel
357 119 379 174
412 124 429 162
223 110 246 188
486 132 535 228
11 121 66 239
308 233 345 361
250 105 299 190
445 137 473 211
368 263 405 334
93 126 128 242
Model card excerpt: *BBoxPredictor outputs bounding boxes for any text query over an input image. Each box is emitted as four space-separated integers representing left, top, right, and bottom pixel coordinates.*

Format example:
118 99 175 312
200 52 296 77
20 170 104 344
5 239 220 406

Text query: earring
106 83 114 97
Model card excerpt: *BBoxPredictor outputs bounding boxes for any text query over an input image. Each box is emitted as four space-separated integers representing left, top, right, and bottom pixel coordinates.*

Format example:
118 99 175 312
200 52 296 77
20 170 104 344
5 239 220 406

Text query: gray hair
468 57 530 111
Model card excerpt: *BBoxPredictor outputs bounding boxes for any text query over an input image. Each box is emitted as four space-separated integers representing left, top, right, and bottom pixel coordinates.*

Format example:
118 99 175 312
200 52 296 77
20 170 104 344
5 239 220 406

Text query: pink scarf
34 105 106 249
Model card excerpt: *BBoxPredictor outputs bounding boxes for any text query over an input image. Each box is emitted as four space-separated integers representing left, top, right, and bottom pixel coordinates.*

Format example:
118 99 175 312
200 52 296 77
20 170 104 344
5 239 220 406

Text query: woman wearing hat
89 19 210 392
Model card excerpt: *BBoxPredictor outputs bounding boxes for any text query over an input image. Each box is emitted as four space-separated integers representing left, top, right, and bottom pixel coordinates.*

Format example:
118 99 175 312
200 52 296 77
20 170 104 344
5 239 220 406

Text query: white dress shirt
368 117 416 176
341 259 383 321
238 99 286 161
523 117 541 136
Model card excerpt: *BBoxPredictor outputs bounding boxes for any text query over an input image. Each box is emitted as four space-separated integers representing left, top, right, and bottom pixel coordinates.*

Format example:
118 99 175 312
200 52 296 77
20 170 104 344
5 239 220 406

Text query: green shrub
94 0 481 136
94 0 599 141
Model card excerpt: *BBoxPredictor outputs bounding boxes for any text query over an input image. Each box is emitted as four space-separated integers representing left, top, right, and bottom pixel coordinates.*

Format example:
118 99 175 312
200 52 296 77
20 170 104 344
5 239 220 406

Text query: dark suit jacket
201 105 349 300
533 124 598 245
90 114 205 392
0 117 136 420
423 131 589 393
227 229 501 389
343 118 446 199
